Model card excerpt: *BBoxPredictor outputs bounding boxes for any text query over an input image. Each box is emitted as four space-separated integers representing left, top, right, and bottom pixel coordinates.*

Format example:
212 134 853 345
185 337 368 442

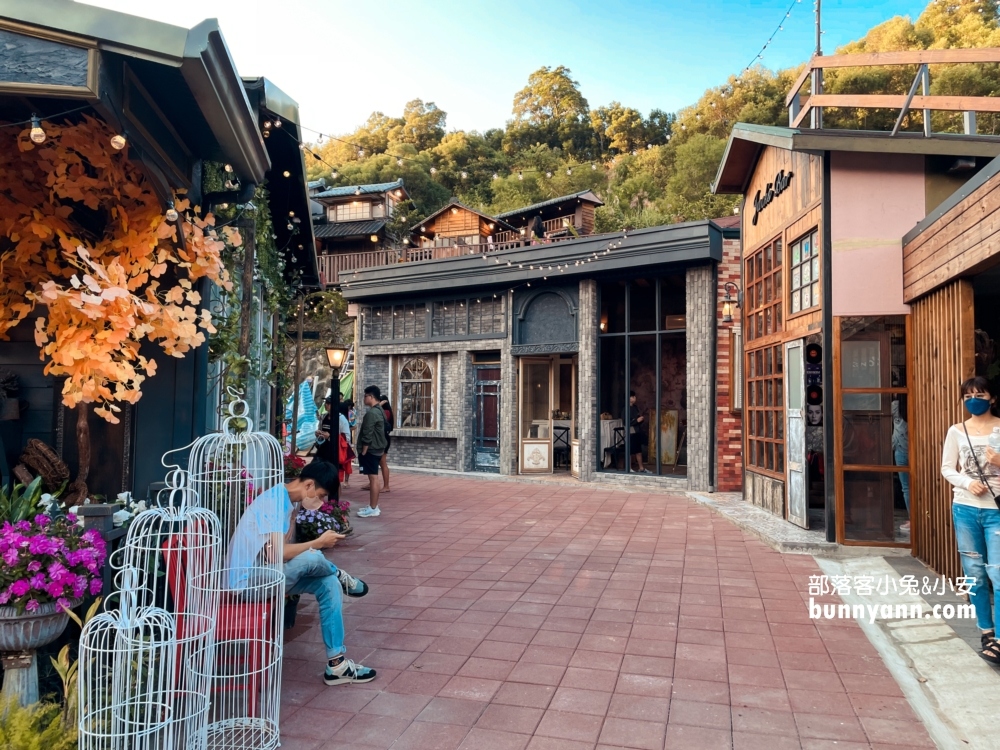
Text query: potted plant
0 504 106 707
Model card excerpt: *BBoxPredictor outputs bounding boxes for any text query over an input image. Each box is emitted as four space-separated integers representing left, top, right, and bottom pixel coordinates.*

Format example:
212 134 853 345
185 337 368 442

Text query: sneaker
337 568 369 598
357 506 381 518
324 658 376 686
639 469 652 474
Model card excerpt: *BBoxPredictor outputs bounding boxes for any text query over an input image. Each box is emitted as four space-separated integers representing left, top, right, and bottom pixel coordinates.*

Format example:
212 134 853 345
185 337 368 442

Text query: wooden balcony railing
320 232 584 286
495 215 579 244
786 47 1000 134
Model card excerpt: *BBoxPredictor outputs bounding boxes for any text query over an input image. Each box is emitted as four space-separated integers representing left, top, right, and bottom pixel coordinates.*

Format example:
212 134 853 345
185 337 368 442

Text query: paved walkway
280 475 934 750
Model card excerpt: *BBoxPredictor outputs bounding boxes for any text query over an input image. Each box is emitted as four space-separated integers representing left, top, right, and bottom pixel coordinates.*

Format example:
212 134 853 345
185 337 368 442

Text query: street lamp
326 346 348 500
721 281 742 324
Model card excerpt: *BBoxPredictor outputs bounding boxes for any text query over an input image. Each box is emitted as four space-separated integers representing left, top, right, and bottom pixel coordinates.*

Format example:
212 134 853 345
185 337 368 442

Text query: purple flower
46 581 65 598
3 548 18 566
26 561 41 573
24 599 39 612
0 590 10 604
28 573 46 590
89 578 102 596
34 514 49 527
9 580 30 597
57 597 71 611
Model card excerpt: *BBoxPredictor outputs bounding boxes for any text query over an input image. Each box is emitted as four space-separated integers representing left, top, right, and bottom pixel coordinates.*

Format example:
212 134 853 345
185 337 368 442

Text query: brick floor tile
668 699 732 729
523 645 578 666
475 704 545 734
788 689 856 716
728 684 791 711
732 731 803 750
390 720 470 750
598 716 666 749
528 737 596 750
729 663 785 687
560 666 620 692
847 693 915 718
731 706 798 736
415 697 488 727
664 723 734 750
624 638 676 658
457 728 530 750
793 713 868 742
328 713 411 749
387 670 453 696
535 710 605 743
568 649 625 671
859 716 935 747
674 658 728 683
493 681 558 708
508 662 567 686
548 686 612 716
606 693 670 723
280 708 353 739
615 672 673 698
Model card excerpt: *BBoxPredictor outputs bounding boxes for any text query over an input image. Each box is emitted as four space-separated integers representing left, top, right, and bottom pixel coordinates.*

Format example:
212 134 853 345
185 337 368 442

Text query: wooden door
785 339 808 528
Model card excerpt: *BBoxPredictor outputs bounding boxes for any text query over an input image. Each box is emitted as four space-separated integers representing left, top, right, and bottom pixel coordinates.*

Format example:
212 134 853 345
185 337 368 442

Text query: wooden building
901 154 1000 578
411 200 514 257
495 190 603 241
715 123 1000 547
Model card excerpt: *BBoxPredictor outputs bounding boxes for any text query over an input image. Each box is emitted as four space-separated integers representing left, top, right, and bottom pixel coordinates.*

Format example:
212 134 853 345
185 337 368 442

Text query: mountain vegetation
305 0 1000 231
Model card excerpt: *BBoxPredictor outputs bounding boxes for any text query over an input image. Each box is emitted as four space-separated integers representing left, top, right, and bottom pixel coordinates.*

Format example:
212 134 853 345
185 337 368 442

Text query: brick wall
686 264 713 492
715 236 744 492
578 280 598 482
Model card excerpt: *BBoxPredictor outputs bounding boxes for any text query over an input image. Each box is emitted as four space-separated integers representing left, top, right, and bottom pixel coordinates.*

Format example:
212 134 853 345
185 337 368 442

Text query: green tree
505 66 594 156
662 134 739 221
591 102 647 154
388 99 448 152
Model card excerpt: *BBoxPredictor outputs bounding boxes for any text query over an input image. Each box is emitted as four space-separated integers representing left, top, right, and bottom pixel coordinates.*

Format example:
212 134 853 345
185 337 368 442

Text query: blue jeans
952 503 1000 631
284 549 345 659
894 448 910 514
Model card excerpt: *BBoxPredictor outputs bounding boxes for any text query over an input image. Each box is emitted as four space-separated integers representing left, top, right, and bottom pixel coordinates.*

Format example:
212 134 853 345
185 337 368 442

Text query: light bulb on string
591 163 597 170
546 171 552 178
110 134 127 150
273 119 282 128
397 158 403 166
29 115 45 144
224 164 234 173
518 171 523 180
566 167 572 175
430 167 437 174
165 202 179 222
492 173 499 180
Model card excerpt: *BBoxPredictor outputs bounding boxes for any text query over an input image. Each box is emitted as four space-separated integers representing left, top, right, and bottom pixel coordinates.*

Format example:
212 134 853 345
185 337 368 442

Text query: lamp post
721 281 743 324
326 345 348 500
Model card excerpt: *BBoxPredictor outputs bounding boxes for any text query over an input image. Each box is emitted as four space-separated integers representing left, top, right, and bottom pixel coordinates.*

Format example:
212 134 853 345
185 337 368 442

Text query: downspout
821 152 836 543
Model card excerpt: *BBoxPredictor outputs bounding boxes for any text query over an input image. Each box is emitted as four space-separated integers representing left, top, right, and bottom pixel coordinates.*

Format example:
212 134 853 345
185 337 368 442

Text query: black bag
382 403 393 435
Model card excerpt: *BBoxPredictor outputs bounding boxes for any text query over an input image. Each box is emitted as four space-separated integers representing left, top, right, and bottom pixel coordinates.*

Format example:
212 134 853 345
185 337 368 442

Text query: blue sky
87 0 929 135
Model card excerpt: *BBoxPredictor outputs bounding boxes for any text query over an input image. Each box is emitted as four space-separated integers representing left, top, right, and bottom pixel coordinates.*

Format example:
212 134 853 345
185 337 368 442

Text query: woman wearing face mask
941 376 1000 664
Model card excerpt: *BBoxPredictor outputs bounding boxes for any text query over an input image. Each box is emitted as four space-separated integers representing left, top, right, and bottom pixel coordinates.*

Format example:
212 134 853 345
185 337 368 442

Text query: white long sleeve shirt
941 425 1000 509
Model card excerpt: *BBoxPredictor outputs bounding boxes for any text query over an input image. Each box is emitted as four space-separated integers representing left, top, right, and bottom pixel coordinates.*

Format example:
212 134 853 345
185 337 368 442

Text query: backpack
382 403 393 435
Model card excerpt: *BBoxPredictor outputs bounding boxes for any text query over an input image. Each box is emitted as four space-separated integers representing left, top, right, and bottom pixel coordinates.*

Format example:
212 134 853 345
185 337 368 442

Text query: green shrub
0 700 77 750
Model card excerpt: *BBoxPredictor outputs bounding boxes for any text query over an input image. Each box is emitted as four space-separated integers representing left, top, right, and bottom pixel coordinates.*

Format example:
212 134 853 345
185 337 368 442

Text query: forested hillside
306 0 1000 233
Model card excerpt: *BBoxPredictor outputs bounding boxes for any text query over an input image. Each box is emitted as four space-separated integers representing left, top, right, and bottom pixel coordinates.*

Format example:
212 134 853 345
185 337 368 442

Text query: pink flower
26 561 41 573
34 514 49 527
3 548 18 566
24 599 39 612
89 578 103 596
57 597 71 611
0 590 11 604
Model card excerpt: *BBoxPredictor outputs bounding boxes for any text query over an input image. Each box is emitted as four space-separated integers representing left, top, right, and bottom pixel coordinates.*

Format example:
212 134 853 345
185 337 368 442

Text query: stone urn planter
0 599 80 707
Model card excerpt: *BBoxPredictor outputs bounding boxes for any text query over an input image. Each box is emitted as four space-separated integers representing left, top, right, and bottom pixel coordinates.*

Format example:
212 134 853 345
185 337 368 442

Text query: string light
738 0 798 80
165 202 179 222
29 115 45 144
110 134 127 150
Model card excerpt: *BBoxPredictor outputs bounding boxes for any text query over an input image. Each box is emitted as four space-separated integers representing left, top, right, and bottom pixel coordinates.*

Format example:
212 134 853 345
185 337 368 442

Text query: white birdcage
187 390 286 750
115 461 223 750
190 390 285 547
78 568 178 750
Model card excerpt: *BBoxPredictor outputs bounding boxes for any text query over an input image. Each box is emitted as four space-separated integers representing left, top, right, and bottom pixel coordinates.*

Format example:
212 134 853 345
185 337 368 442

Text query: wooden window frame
788 228 821 318
745 237 784 344
398 357 435 429
744 342 785 478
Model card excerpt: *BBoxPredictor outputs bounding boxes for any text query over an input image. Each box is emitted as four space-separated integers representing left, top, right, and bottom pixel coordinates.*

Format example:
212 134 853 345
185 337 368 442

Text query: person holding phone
625 390 650 474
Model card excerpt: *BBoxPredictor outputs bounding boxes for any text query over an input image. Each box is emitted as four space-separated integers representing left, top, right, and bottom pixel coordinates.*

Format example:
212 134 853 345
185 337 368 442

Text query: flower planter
0 599 80 707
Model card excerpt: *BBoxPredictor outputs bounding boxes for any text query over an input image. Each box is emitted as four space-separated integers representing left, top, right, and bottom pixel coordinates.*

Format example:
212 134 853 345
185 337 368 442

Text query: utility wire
737 0 801 83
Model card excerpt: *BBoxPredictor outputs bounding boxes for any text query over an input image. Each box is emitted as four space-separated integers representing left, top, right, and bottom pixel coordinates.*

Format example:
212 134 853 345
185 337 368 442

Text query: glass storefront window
598 274 686 476
521 362 550 439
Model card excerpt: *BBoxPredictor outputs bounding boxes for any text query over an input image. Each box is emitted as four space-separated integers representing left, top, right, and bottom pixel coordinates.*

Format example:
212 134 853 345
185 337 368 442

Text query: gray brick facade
577 279 598 482
686 264 715 492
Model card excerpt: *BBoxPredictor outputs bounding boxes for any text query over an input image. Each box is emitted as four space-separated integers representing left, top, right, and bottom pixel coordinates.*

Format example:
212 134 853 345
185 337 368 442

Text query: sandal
980 632 1000 664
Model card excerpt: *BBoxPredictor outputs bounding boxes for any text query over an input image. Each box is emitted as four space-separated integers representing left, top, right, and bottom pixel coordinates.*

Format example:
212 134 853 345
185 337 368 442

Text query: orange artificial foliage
0 115 236 423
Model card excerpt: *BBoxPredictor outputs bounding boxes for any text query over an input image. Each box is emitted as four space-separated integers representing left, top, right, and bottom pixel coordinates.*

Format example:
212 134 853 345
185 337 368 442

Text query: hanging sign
751 170 794 226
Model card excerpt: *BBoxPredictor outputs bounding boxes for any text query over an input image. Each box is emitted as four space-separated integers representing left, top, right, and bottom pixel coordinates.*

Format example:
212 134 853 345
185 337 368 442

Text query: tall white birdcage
187 390 286 750
190 390 285 547
78 568 178 750
115 461 223 750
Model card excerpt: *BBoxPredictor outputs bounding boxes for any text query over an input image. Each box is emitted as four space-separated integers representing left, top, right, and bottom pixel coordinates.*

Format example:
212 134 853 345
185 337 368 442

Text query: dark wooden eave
0 0 269 186
342 220 724 302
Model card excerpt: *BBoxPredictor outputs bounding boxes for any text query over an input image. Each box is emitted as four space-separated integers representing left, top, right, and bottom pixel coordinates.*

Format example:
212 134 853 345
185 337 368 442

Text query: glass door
785 339 807 528
519 359 552 473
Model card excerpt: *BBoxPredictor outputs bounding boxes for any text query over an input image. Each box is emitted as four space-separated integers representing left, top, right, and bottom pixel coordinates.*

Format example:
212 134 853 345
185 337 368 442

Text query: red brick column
715 236 743 492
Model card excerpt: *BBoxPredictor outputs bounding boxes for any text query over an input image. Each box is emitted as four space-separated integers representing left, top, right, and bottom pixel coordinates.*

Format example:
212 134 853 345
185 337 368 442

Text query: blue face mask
965 396 992 416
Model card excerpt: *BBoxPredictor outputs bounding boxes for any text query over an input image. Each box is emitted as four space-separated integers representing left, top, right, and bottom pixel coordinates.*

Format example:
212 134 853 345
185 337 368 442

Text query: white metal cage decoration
78 568 178 750
188 390 286 750
114 460 223 750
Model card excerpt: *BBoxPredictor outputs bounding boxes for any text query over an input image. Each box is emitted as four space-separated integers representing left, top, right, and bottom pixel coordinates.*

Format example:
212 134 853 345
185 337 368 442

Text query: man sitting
227 460 375 685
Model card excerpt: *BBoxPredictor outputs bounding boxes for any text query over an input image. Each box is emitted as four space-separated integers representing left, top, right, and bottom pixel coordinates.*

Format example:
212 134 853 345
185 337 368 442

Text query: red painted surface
716 237 744 492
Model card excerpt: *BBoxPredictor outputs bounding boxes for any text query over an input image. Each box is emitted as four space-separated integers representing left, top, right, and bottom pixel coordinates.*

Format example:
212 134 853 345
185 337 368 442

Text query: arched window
399 358 434 428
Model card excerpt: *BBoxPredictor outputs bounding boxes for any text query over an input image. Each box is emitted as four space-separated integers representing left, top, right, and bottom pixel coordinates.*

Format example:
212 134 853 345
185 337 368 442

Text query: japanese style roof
713 123 1000 195
314 219 387 239
410 199 512 233
313 180 406 200
496 190 604 219
0 0 270 188
342 220 726 302
308 179 328 190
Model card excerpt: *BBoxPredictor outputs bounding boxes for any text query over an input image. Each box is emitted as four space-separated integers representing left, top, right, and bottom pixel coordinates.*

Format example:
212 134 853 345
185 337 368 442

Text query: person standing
892 397 910 532
942 376 1000 664
625 390 650 474
378 393 393 494
314 396 338 466
356 386 387 518
338 401 353 487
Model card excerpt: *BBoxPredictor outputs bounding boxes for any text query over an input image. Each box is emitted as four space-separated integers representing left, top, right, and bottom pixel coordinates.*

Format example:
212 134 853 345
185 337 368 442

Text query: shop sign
751 170 794 226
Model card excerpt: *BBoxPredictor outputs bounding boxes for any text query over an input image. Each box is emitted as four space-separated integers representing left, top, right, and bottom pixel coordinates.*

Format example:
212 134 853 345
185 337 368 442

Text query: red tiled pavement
280 475 934 749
